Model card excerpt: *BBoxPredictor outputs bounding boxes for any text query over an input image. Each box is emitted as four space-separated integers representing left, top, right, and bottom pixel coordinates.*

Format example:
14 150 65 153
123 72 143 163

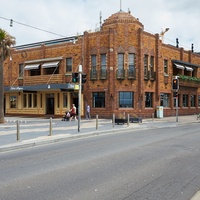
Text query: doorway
46 94 54 115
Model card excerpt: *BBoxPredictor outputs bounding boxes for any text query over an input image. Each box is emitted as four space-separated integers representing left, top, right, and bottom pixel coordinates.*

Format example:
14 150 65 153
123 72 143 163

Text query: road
0 123 200 200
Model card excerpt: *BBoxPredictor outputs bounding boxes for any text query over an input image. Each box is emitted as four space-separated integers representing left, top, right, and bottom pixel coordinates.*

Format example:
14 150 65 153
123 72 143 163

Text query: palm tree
0 29 16 123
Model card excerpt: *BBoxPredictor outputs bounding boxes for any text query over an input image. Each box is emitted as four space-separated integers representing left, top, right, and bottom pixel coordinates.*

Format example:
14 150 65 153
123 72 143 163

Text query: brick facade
3 10 200 118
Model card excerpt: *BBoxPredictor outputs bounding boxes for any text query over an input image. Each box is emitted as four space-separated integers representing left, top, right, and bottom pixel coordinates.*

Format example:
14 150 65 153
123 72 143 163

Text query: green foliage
178 74 200 83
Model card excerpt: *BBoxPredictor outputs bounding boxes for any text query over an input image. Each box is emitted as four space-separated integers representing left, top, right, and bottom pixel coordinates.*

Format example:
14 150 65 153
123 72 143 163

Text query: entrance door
46 94 54 115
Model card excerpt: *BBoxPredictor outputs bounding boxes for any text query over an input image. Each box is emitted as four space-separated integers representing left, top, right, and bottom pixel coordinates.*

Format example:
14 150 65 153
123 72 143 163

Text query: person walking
86 104 90 120
69 104 77 121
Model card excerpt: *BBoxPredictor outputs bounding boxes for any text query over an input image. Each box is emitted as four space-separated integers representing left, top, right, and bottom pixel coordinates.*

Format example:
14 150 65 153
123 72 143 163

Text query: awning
185 66 193 71
24 63 40 70
4 83 77 92
42 61 60 68
174 63 184 70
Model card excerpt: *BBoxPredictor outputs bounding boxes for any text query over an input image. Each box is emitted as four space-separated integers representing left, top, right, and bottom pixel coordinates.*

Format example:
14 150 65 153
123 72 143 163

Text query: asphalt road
0 123 200 200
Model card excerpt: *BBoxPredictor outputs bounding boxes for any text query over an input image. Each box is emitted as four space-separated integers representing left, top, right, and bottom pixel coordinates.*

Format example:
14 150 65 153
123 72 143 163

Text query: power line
0 16 66 38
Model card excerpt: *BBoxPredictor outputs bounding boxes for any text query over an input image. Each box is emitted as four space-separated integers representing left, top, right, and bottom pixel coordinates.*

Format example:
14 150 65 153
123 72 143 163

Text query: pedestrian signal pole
78 65 82 132
172 76 179 122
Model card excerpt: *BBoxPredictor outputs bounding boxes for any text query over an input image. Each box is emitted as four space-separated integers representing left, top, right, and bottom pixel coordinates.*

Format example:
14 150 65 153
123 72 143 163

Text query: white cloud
0 0 200 52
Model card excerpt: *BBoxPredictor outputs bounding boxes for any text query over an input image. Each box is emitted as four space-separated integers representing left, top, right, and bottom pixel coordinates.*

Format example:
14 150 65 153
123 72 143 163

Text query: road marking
191 191 200 200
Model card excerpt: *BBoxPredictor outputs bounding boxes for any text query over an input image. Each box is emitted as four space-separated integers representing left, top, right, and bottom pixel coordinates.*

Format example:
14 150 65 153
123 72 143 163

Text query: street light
0 41 5 123
160 28 170 42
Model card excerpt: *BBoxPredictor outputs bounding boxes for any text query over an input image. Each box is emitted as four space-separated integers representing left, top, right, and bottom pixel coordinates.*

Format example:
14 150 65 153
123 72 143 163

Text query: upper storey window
144 55 148 79
90 55 97 80
117 53 125 79
164 59 168 75
66 58 72 72
100 54 107 79
128 53 136 79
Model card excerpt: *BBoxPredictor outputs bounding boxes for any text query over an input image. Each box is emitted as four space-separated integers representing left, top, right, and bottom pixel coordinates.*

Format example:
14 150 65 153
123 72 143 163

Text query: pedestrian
69 104 77 121
86 104 90 120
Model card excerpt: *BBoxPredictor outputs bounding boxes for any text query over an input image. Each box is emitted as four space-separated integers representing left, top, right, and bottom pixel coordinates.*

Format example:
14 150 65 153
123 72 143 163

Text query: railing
24 74 64 85
116 69 125 80
100 69 107 80
127 68 136 80
90 70 98 80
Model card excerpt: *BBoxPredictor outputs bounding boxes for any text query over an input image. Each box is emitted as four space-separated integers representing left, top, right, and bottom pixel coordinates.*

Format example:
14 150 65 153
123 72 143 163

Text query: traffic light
173 92 178 98
82 74 87 83
72 72 79 83
172 78 179 90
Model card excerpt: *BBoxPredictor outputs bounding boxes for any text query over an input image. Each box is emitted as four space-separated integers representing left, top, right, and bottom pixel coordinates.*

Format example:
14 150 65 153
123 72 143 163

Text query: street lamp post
0 41 5 123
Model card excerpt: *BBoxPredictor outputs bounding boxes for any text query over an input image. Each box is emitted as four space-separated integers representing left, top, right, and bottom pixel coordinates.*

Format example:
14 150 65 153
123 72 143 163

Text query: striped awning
42 61 60 68
24 63 40 70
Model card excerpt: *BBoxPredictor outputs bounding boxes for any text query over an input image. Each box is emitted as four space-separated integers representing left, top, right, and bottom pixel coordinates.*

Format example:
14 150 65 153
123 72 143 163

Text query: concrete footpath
0 115 199 152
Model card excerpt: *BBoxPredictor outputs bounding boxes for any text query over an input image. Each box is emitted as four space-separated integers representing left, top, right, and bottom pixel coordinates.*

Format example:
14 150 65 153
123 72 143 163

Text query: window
66 58 72 72
23 93 37 108
23 94 27 107
43 67 59 75
119 92 134 108
33 93 37 108
144 55 148 78
198 96 200 107
30 68 40 76
93 92 105 108
10 95 17 108
190 95 196 107
57 93 60 108
183 94 188 107
19 64 24 77
117 53 125 78
145 92 153 107
164 59 168 75
91 55 97 71
128 53 136 78
40 94 43 108
63 93 68 108
28 94 32 108
160 93 169 107
91 55 97 79
150 56 154 78
100 54 107 79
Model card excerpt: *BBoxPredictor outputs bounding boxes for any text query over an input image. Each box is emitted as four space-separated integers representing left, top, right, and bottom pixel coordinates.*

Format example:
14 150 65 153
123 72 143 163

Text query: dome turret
102 10 143 30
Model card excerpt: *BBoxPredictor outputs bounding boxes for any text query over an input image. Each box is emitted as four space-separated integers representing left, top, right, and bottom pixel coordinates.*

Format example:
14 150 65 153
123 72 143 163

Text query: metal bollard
113 114 115 128
49 118 52 136
127 114 130 126
152 113 154 121
16 120 20 141
96 115 98 130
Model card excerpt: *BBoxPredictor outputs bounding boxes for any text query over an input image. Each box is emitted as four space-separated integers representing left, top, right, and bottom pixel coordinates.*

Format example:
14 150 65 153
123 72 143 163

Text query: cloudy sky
0 0 200 52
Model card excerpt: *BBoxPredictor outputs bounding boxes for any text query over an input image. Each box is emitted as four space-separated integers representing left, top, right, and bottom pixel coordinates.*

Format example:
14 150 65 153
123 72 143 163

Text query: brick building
3 10 200 118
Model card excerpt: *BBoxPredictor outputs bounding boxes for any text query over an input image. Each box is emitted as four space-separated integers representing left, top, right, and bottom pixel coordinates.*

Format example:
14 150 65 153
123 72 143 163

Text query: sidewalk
0 115 199 152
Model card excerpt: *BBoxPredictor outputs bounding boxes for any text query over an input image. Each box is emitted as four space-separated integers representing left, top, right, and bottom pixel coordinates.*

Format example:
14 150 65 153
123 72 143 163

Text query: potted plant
129 114 142 123
114 113 127 124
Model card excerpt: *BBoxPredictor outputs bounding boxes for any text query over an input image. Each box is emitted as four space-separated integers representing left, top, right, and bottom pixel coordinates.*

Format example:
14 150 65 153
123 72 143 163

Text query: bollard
96 115 98 130
152 113 154 121
17 120 20 141
113 114 115 128
49 117 52 136
127 114 130 126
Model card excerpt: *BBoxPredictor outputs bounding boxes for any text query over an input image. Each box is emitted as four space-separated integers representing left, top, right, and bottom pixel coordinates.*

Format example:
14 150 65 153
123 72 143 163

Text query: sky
0 0 200 52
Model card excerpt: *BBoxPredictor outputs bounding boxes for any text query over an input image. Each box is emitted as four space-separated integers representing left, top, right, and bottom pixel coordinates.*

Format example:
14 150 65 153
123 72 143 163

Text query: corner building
3 10 200 118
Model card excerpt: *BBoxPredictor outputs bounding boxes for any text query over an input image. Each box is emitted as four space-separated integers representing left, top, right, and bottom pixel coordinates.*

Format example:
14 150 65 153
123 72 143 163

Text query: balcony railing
127 68 136 80
100 69 107 80
90 70 98 80
178 74 200 88
116 69 125 80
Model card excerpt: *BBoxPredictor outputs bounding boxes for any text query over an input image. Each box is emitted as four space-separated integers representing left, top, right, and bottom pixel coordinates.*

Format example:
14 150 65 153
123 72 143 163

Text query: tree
0 29 16 123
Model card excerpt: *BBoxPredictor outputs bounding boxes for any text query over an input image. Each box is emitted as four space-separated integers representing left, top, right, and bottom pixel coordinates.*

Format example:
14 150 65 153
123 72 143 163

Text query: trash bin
156 106 163 118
